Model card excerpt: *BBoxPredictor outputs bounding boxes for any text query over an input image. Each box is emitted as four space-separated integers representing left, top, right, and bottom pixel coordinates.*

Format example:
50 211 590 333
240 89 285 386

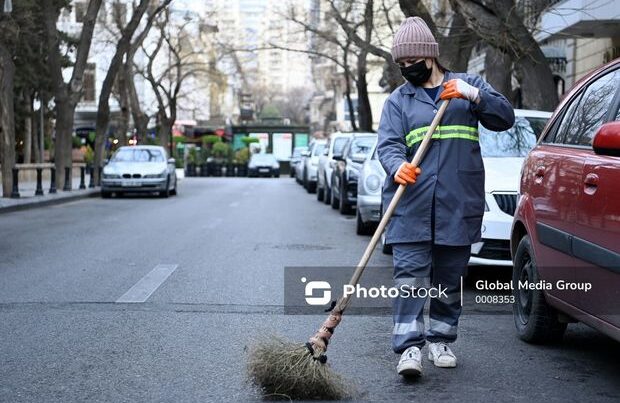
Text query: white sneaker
397 346 423 376
428 342 457 368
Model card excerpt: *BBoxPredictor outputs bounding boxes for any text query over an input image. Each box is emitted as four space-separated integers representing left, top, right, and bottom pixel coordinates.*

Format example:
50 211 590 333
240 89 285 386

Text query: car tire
324 176 331 205
330 177 339 209
381 231 393 255
289 168 295 178
317 183 324 201
339 180 352 215
159 177 171 198
512 235 567 344
356 209 372 235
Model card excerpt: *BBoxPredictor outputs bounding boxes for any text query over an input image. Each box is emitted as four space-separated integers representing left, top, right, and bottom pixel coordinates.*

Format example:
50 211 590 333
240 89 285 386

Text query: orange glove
440 78 480 102
394 162 421 185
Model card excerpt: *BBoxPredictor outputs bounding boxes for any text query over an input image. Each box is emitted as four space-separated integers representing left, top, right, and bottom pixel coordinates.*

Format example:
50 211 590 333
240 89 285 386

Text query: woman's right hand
394 162 421 185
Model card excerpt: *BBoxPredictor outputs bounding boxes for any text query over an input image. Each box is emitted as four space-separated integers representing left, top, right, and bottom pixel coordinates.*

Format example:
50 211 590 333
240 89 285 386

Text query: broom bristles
247 337 355 400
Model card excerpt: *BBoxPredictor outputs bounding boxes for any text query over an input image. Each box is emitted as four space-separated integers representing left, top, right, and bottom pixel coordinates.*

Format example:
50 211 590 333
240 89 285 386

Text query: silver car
300 139 327 193
101 145 178 198
356 145 386 235
317 132 352 204
290 146 307 179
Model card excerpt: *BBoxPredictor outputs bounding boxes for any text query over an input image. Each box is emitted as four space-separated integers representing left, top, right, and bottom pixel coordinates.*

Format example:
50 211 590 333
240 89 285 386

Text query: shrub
241 136 259 147
235 147 250 164
202 135 221 147
212 142 230 160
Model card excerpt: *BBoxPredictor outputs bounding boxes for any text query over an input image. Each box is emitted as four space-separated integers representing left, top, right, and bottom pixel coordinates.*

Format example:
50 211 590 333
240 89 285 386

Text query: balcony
536 0 620 41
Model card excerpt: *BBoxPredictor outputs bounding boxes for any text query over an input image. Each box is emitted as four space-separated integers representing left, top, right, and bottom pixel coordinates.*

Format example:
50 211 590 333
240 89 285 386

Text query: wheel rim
516 257 534 325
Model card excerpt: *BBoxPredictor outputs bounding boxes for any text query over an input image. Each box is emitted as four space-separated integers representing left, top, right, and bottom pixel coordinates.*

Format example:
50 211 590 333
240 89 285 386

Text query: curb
0 189 101 215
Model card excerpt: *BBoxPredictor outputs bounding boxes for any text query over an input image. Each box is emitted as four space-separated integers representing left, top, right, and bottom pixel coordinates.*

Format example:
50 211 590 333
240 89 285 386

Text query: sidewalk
0 177 100 213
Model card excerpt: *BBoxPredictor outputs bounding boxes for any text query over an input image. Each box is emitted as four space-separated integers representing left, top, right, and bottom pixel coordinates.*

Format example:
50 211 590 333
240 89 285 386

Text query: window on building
82 63 96 102
74 1 87 23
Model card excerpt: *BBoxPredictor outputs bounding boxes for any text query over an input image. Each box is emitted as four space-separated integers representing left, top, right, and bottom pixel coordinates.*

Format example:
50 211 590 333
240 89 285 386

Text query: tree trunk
356 50 373 132
54 97 75 190
0 43 16 197
451 0 558 110
484 46 513 102
117 74 130 146
23 91 32 164
124 62 149 141
93 0 150 185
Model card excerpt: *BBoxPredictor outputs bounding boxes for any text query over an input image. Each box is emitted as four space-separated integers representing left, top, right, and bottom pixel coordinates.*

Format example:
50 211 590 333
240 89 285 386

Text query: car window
348 136 376 157
251 154 276 164
312 143 326 156
479 116 543 157
112 148 164 162
565 69 620 146
333 137 348 155
545 92 583 144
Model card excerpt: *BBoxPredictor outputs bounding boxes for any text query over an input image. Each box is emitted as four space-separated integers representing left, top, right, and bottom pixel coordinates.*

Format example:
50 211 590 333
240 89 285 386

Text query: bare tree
43 0 103 190
137 9 209 155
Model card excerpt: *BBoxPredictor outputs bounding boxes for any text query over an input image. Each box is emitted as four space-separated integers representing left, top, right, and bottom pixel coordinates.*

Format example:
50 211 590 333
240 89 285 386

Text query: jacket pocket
457 169 485 218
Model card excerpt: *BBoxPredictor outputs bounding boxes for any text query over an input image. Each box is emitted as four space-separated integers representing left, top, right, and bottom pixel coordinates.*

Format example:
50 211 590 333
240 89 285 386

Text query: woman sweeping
377 16 515 377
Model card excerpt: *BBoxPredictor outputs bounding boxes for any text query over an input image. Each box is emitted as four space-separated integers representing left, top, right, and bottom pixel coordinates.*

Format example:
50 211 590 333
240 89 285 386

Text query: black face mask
400 60 432 86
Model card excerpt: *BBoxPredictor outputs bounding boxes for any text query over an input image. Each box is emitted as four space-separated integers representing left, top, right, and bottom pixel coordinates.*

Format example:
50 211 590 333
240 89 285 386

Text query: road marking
116 264 178 303
460 276 464 307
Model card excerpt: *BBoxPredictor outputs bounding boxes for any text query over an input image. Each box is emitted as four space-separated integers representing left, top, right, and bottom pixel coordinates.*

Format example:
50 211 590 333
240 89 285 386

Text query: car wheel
159 177 171 198
381 231 393 255
316 182 324 201
512 235 567 343
324 176 331 205
339 180 352 215
330 176 339 209
303 169 308 190
356 208 372 235
289 168 295 178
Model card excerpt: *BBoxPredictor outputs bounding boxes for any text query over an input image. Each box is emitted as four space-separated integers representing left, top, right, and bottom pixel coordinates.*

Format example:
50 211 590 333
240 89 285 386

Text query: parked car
331 133 377 214
379 109 552 256
317 132 352 203
248 153 280 177
301 139 327 193
290 146 307 178
356 145 386 235
101 145 177 198
511 58 620 343
470 109 552 265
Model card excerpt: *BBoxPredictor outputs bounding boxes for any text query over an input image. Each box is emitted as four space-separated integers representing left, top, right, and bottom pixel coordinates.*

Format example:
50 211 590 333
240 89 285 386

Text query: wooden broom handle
335 99 450 313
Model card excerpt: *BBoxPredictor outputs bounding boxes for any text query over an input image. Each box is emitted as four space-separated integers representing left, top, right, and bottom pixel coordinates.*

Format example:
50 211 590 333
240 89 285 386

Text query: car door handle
534 166 545 178
584 173 599 187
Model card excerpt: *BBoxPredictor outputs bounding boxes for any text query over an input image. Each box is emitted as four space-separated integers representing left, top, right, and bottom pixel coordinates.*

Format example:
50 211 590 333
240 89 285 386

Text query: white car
317 132 352 204
101 145 178 198
470 109 552 265
300 139 327 193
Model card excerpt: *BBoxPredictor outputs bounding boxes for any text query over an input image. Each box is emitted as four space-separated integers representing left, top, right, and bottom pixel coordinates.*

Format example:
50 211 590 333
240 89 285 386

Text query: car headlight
365 174 381 193
144 171 166 178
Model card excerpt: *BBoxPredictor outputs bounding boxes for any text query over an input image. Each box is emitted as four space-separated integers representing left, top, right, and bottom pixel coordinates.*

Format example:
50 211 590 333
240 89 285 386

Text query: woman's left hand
440 79 480 103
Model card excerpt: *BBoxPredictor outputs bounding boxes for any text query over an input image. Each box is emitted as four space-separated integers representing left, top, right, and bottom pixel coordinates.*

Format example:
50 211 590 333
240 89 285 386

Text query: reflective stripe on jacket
377 71 515 246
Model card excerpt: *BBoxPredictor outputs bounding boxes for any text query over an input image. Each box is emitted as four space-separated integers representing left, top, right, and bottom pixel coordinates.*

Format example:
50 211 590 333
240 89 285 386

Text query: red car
511 58 620 343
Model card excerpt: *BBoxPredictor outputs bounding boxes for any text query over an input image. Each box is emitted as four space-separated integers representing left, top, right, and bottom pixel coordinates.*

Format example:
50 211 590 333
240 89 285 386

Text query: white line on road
116 264 178 303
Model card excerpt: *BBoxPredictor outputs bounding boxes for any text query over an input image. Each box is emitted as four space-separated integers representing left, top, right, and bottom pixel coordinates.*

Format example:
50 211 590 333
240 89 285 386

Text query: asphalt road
1 177 618 402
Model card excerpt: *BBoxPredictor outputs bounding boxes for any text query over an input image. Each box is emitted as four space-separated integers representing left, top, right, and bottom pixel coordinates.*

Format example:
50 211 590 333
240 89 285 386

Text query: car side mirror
168 158 175 164
104 158 109 165
592 121 620 157
332 153 343 161
323 148 329 156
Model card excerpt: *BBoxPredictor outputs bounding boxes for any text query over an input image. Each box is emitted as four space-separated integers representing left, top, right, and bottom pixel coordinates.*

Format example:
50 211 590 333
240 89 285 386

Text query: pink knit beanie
391 16 439 62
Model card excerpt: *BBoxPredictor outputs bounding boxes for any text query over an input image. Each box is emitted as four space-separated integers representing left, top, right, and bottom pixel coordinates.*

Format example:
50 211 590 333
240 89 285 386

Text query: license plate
259 168 269 173
121 180 135 187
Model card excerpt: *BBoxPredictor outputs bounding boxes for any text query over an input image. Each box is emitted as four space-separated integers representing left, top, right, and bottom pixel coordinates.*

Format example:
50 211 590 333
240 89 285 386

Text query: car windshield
292 148 306 157
312 143 326 156
251 154 277 164
479 116 548 158
112 148 165 162
350 136 376 156
333 137 348 155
